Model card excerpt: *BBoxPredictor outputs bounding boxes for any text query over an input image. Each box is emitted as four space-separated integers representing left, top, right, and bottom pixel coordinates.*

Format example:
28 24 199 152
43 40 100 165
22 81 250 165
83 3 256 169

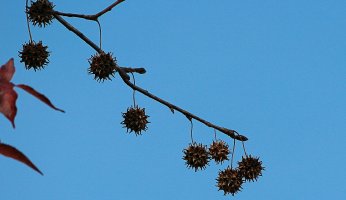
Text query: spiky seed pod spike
27 0 55 27
121 105 149 136
19 41 50 70
88 52 117 82
209 140 230 164
182 142 210 171
216 167 243 196
238 155 264 182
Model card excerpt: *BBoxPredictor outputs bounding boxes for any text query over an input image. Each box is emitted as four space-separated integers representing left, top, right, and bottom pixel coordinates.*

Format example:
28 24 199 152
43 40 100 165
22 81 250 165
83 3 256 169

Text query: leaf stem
190 120 194 143
230 139 236 169
25 0 33 42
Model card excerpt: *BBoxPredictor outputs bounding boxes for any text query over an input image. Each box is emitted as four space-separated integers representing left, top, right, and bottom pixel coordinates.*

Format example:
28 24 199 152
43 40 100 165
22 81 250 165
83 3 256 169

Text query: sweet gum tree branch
53 0 125 21
118 76 248 141
52 2 248 141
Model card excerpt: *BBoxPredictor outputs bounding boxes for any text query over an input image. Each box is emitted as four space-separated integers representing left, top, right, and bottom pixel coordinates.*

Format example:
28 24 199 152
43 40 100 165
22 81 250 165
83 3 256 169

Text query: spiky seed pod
209 140 230 164
238 155 264 182
216 167 243 196
27 0 55 27
121 105 149 135
19 41 50 70
88 52 117 82
182 142 210 171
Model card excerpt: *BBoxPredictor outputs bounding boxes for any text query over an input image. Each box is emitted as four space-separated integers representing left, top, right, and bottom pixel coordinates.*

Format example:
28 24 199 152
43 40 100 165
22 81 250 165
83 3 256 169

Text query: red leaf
0 142 43 175
15 84 65 113
0 58 15 82
0 59 18 127
0 82 18 128
0 59 64 128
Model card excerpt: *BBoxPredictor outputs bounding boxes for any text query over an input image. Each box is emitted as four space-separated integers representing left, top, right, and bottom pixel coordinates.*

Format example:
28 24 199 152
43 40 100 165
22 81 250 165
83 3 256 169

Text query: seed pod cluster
88 52 117 82
19 41 50 70
183 142 210 171
183 139 229 171
121 105 149 136
27 0 55 27
181 138 263 196
216 155 264 196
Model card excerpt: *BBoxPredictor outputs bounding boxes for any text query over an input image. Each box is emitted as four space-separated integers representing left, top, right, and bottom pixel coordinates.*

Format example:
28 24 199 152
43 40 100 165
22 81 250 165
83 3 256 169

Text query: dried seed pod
27 0 54 27
121 105 149 135
19 41 50 70
88 52 117 82
238 155 264 182
182 142 210 171
216 167 243 196
209 140 230 164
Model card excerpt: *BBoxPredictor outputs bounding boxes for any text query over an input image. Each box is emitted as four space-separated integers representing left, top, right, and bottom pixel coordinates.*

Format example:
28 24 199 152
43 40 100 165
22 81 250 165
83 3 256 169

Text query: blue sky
1 0 346 199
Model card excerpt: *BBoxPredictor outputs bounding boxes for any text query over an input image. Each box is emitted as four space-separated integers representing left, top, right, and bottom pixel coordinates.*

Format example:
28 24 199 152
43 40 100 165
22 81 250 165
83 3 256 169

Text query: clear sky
1 0 346 199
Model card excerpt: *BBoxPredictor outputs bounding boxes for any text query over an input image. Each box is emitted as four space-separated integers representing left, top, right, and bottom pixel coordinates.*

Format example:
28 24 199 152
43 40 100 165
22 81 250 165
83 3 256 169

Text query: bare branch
53 14 101 52
120 67 146 74
53 0 125 21
52 11 95 21
52 5 248 142
94 0 125 19
118 71 248 141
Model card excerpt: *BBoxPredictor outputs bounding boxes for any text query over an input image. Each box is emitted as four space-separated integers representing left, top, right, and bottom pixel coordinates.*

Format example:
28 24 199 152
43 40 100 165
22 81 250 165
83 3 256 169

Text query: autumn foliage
0 58 64 175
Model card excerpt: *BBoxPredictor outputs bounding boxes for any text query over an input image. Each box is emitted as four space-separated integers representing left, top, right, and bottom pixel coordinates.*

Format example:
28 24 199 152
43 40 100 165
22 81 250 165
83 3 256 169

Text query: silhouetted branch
52 6 248 142
53 14 100 51
53 14 144 77
94 0 125 18
121 67 146 74
119 73 248 141
53 0 125 21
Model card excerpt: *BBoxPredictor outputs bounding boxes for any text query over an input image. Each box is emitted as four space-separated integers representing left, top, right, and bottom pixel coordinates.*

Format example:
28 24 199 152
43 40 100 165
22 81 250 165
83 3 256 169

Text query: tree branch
52 8 248 142
53 14 144 76
53 14 100 52
94 0 125 19
119 72 248 141
53 0 125 21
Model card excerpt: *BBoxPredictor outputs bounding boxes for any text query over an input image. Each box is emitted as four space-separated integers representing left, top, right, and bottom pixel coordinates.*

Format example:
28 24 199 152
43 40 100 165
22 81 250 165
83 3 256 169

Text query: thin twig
121 67 146 74
241 140 248 157
52 5 248 142
25 0 33 42
131 73 136 107
96 20 102 49
190 120 194 143
230 139 236 169
53 14 101 52
52 11 94 21
94 0 125 19
53 0 125 21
